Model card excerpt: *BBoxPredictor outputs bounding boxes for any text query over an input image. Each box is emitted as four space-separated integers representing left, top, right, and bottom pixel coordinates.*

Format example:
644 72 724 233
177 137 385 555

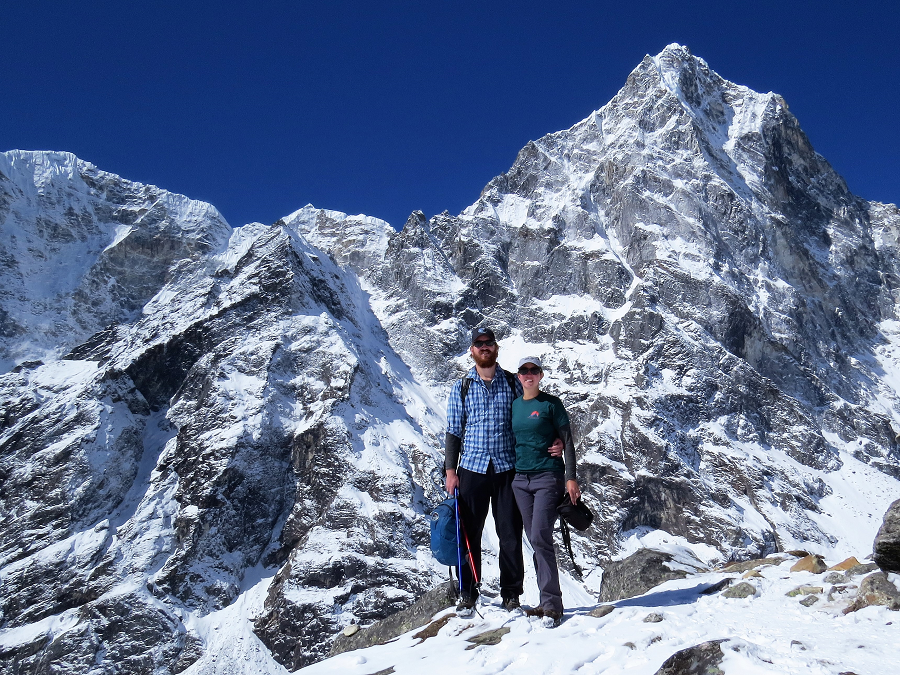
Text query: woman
510 356 580 627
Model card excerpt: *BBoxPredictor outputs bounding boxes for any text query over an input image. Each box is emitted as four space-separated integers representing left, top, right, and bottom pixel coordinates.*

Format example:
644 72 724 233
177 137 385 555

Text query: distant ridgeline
1 44 899 672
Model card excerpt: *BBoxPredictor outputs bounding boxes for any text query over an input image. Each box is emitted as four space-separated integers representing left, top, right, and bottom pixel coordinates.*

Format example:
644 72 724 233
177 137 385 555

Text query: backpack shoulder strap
501 369 517 395
459 376 472 439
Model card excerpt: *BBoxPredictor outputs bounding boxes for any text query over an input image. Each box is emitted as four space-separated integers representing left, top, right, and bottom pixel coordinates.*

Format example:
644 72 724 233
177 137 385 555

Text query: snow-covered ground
299 556 898 675
158 488 899 675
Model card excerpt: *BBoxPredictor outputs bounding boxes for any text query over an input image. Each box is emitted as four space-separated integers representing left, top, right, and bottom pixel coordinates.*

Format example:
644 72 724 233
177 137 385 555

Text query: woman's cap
518 356 542 369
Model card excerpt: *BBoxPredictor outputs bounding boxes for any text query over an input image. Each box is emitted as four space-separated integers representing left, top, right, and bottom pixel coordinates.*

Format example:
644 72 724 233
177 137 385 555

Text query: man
445 327 562 613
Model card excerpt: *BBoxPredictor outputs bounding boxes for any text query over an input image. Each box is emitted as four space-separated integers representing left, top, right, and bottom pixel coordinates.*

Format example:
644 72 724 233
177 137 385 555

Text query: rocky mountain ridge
1 44 900 673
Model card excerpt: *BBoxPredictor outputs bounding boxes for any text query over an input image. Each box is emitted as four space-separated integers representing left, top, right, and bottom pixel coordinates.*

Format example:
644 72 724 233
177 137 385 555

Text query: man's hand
445 469 459 496
548 437 564 457
566 479 581 505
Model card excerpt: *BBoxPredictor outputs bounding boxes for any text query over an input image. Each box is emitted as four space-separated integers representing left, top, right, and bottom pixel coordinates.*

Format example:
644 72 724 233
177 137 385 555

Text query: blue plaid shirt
446 367 523 474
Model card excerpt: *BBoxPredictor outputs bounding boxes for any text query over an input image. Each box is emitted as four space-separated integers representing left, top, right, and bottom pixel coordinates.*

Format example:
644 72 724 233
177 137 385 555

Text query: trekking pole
458 513 480 585
454 488 463 597
457 514 484 619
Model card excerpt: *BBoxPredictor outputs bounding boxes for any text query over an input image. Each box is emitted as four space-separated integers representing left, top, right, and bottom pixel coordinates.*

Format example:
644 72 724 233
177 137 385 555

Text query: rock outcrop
653 639 727 675
844 572 900 613
873 499 900 573
598 548 706 602
329 582 457 656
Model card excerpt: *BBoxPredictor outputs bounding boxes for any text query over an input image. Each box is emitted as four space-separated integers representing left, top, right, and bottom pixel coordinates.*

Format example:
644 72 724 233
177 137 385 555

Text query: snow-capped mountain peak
2 45 899 674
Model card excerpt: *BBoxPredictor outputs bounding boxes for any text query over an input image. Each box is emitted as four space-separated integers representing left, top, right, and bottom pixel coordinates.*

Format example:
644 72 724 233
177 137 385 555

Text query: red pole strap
457 511 480 585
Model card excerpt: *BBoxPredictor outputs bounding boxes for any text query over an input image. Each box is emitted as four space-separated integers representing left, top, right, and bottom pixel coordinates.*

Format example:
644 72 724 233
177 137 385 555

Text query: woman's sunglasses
518 366 542 375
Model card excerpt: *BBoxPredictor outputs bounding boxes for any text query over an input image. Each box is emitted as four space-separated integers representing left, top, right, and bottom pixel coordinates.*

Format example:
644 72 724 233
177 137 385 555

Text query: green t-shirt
511 391 569 475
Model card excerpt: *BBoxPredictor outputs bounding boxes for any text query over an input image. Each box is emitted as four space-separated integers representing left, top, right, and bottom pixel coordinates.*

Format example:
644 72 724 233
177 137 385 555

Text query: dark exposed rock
329 582 457 657
700 578 732 595
846 562 880 578
172 633 204 674
722 582 757 599
721 556 785 573
411 614 454 643
653 639 727 675
0 593 186 675
599 549 697 602
844 572 900 613
465 627 510 648
873 499 900 573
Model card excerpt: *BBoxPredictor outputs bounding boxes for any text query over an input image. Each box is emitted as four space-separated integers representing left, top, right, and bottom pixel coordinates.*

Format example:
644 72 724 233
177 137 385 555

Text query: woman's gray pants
512 471 565 613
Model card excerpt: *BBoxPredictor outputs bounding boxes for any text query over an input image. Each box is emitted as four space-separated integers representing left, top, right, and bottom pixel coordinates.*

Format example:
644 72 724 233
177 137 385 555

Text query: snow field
300 556 899 675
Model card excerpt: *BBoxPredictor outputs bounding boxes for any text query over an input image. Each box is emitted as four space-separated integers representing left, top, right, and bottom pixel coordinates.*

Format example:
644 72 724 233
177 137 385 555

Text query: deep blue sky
3 1 897 229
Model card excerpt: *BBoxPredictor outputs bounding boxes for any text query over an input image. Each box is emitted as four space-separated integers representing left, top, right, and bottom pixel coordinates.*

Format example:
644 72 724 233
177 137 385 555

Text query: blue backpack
430 496 459 566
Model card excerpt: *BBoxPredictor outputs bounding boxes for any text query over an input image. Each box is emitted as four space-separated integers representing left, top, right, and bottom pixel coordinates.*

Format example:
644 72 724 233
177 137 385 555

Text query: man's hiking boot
456 595 476 617
501 596 521 612
524 606 544 617
541 609 562 628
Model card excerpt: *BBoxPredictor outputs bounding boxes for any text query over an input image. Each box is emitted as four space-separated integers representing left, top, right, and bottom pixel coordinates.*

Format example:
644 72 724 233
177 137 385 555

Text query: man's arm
444 380 464 494
445 433 461 494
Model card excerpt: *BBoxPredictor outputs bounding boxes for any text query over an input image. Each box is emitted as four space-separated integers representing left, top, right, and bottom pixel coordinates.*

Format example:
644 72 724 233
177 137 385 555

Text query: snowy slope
0 150 232 371
302 555 900 675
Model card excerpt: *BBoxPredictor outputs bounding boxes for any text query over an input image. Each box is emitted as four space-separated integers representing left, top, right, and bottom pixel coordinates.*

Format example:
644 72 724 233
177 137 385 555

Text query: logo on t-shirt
529 410 540 418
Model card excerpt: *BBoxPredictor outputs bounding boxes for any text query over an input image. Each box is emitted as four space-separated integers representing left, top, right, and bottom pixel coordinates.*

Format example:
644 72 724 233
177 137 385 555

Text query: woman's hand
566 480 580 504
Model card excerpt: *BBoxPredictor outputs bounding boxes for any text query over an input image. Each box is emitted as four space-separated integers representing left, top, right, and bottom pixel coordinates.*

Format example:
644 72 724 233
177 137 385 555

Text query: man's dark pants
457 462 524 601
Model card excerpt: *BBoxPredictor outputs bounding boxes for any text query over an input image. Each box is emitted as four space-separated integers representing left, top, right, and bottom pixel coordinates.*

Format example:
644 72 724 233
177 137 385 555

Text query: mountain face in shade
1 44 899 673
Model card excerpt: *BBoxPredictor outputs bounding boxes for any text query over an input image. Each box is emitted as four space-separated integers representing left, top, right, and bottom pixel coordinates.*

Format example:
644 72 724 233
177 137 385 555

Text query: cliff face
2 45 899 673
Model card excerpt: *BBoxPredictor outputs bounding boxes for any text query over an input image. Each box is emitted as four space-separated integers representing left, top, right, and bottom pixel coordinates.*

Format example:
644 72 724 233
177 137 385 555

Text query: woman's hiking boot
541 609 562 627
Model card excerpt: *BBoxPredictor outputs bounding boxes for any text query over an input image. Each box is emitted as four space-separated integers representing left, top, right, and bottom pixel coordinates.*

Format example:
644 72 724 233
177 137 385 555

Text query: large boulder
873 499 900 573
653 639 727 675
599 549 704 602
844 572 900 613
329 582 457 656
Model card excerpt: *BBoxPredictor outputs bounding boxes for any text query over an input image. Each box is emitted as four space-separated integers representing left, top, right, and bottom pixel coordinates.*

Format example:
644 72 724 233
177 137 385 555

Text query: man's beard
472 350 498 369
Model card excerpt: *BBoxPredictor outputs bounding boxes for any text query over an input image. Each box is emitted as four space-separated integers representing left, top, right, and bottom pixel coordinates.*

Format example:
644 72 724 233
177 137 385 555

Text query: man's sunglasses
518 366 542 375
473 340 497 348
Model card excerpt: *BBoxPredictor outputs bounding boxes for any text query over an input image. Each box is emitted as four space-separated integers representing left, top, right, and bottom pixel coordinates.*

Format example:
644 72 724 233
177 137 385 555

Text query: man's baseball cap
470 327 496 344
518 356 542 369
